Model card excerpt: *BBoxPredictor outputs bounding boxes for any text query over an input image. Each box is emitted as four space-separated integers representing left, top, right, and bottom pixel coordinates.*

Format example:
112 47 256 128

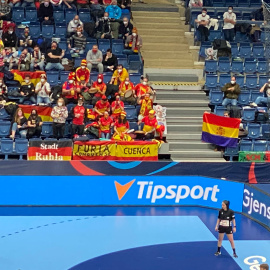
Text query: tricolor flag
202 112 241 147
19 105 53 122
11 70 46 86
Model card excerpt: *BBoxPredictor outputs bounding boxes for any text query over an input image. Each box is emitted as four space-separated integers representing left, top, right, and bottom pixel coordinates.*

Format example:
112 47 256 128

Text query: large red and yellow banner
19 105 53 122
73 141 159 161
11 70 45 86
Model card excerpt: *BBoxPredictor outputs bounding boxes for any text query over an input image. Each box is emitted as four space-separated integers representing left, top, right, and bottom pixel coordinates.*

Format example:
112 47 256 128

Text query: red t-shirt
142 116 158 132
95 100 110 114
114 120 129 131
99 116 113 133
62 81 79 100
72 105 86 125
92 81 107 98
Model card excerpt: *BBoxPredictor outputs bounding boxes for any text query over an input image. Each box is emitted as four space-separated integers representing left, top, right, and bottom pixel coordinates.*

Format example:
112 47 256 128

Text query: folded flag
201 112 241 147
11 70 45 86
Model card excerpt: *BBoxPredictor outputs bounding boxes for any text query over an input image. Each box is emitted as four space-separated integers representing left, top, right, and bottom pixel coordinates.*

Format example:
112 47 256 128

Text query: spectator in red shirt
112 111 132 141
135 77 155 98
62 72 81 104
138 109 157 140
98 111 113 139
111 92 124 120
94 95 110 118
75 59 90 83
70 97 87 137
138 93 153 120
91 74 107 104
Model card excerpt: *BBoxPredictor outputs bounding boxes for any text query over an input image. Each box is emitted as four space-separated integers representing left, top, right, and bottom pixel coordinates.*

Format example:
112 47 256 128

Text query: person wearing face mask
112 111 132 141
35 74 51 105
67 15 84 37
195 8 210 42
223 6 236 42
98 111 113 139
138 93 153 120
221 76 241 107
45 41 65 71
68 26 86 56
10 108 28 139
119 77 136 105
70 97 88 137
250 6 264 42
0 0 11 21
27 109 43 139
94 95 110 118
51 98 68 139
185 0 202 25
118 17 133 40
105 0 121 38
111 93 124 119
96 12 112 39
137 109 158 140
110 64 129 85
30 45 45 71
0 78 8 102
2 25 17 49
62 72 81 104
18 48 31 71
102 48 118 72
135 77 155 98
86 45 104 74
250 79 270 107
76 59 90 84
19 74 36 104
124 28 142 55
76 0 90 9
91 74 107 104
38 0 54 24
118 0 131 11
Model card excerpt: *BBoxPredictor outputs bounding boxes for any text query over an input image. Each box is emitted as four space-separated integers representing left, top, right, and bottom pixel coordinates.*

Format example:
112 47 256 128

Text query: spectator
45 41 65 71
118 0 131 11
96 12 112 39
2 25 17 48
195 8 210 42
51 97 68 139
223 6 236 42
91 74 107 104
68 26 87 56
0 0 11 21
9 0 22 7
102 0 111 6
9 49 21 70
102 48 118 72
260 264 269 270
0 42 5 71
21 0 36 7
19 74 36 104
119 17 133 40
124 27 142 55
221 76 241 107
250 6 264 42
67 15 84 38
30 45 45 71
10 108 28 139
110 64 129 85
76 59 90 83
50 0 63 8
185 0 202 25
38 0 54 24
18 48 31 71
105 0 121 38
35 74 51 105
94 95 110 117
27 109 43 139
138 93 153 120
62 72 80 104
111 92 124 119
76 0 90 9
98 111 113 139
86 45 104 73
119 77 136 105
138 109 158 140
135 77 154 98
62 0 76 8
112 111 132 141
4 47 13 68
0 78 8 101
251 79 270 107
70 97 87 137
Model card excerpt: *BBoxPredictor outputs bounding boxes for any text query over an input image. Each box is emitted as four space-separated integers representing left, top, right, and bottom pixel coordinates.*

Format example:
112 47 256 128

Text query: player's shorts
218 225 233 234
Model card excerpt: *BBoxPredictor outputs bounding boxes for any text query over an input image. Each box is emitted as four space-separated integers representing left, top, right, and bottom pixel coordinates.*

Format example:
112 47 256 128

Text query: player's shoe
233 253 238 258
214 251 221 256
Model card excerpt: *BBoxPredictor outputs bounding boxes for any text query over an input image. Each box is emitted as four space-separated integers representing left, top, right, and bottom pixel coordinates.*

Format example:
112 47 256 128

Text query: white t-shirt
223 12 236 29
35 82 51 98
196 14 210 27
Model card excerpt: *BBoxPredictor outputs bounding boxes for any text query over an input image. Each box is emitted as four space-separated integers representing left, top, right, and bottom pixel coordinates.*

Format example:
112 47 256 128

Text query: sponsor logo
244 255 267 270
114 180 135 200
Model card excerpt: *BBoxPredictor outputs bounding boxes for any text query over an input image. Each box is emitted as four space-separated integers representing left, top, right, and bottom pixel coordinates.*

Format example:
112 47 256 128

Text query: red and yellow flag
19 105 53 122
11 70 45 86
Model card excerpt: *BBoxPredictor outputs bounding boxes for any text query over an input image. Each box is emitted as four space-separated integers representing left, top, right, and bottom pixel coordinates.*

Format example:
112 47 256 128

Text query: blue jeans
19 95 36 104
70 48 85 55
223 29 235 42
255 96 269 105
12 122 27 138
21 1 36 7
45 62 64 71
37 96 51 105
30 62 45 71
101 132 110 139
222 98 237 107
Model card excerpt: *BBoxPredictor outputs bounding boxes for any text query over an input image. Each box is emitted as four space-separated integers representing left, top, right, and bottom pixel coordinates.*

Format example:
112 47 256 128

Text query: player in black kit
214 200 238 258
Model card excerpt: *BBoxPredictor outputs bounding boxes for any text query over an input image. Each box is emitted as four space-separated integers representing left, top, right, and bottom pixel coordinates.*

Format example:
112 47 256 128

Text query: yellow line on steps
152 82 199 86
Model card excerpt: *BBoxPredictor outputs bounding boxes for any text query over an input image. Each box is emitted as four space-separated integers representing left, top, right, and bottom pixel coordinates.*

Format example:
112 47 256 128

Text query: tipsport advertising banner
0 176 243 211
243 184 270 228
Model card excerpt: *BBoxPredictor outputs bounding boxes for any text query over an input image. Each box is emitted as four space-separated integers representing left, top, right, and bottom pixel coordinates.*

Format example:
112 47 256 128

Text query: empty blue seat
219 74 231 87
253 140 267 152
224 146 239 161
129 61 141 72
15 139 28 160
218 57 231 73
257 58 267 74
130 73 141 85
261 124 270 139
258 75 268 88
125 108 137 121
129 122 139 131
12 7 24 23
244 58 257 74
46 71 60 86
245 75 258 89
60 71 70 85
248 123 261 139
74 56 84 68
41 122 53 137
235 75 245 88
1 139 14 160
42 25 54 39
240 140 252 151
250 0 262 7
238 90 250 105
239 44 252 58
128 55 141 62
25 7 37 22
238 0 250 7
55 24 67 39
231 59 243 73
65 8 77 23
205 60 218 73
250 91 264 102
58 40 67 51
53 10 65 24
231 43 239 58
242 108 256 121
112 43 124 55
205 74 218 88
212 0 225 7
210 90 223 105
214 105 226 116
0 108 10 120
0 121 11 137
29 24 41 39
78 9 91 23
209 30 222 41
118 58 129 69
102 73 112 84
98 43 110 54
253 43 265 58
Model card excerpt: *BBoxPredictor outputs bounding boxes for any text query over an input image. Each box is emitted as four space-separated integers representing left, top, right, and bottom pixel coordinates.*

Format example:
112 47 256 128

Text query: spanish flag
202 112 241 147
11 70 46 86
19 105 53 122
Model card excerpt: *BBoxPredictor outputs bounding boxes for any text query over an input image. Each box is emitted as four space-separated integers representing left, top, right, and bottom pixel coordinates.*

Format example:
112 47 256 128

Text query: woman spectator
51 97 68 139
38 0 54 25
2 25 17 49
30 45 45 71
138 93 153 120
124 27 142 55
111 93 124 120
35 74 51 105
137 109 157 140
0 78 8 101
27 109 43 138
98 111 113 139
10 108 28 139
112 111 132 141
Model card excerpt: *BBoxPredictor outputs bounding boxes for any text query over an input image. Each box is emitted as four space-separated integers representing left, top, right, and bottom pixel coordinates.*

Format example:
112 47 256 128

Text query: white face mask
8 31 13 34
104 16 108 20
202 12 206 16
77 32 81 36
132 33 137 37
123 21 128 25
142 81 147 85
268 84 270 87
58 102 63 107
98 79 102 83
0 83 2 86
44 2 49 6
69 80 74 84
74 19 78 23
78 102 83 106
81 66 86 69
125 81 129 85
231 80 235 84
41 79 45 83
118 69 122 73
25 79 30 83
228 9 232 13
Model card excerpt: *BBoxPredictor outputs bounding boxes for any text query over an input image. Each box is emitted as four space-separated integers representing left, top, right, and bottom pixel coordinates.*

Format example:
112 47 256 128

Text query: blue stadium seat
55 24 67 39
235 32 250 42
58 39 68 51
85 41 97 52
235 75 245 88
244 58 257 74
224 146 239 161
253 140 267 152
250 0 262 7
210 90 223 105
257 58 267 74
231 43 239 58
262 124 270 139
98 43 110 54
199 42 212 58
128 55 141 62
238 90 250 105
0 121 11 137
129 61 141 72
258 75 268 88
42 24 54 39
129 122 139 131
98 39 110 46
231 59 243 73
74 56 85 68
25 7 37 22
53 10 65 24
60 71 70 85
41 122 53 137
245 75 258 89
209 30 222 41
0 108 10 120
111 39 124 44
238 0 250 7
129 73 141 85
253 43 265 58
1 139 14 160
12 7 24 23
65 8 77 23
78 9 91 23
15 139 28 160
240 140 253 151
205 60 218 73
112 43 124 55
46 71 60 86
239 44 252 58
242 11 251 19
214 105 226 116
205 74 218 88
125 107 137 121
118 58 129 69
219 74 231 87
218 57 230 73
212 0 225 7
29 24 41 39
248 123 261 139
103 73 112 84
250 91 264 102
242 108 256 121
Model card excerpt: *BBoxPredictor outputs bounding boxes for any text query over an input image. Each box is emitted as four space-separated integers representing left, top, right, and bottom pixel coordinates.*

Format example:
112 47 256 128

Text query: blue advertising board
243 184 270 228
0 176 244 211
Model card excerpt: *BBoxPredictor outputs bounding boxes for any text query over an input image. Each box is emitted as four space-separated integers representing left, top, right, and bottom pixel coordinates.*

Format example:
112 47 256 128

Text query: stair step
135 22 181 29
156 91 205 100
140 36 186 44
157 100 208 107
167 124 202 132
139 29 184 36
169 150 223 158
166 107 209 117
145 60 195 69
142 51 190 59
134 17 181 23
166 133 202 140
172 158 226 162
142 43 189 51
133 11 180 18
169 141 214 150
